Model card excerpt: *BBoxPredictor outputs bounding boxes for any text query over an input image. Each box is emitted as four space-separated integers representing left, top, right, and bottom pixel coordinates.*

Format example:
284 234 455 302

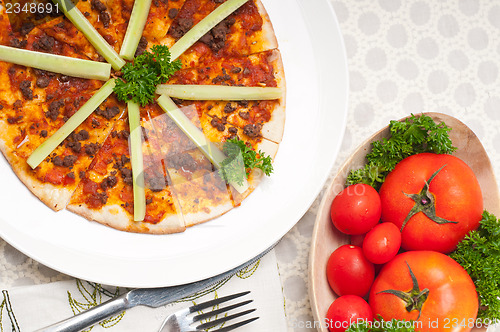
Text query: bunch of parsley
219 138 273 185
114 45 182 106
450 211 500 320
347 114 456 189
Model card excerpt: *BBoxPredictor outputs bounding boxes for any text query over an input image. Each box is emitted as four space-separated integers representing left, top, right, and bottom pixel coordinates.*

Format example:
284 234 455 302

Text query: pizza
0 0 285 234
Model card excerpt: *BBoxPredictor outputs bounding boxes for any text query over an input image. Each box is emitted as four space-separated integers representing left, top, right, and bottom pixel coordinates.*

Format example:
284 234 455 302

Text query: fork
158 291 258 332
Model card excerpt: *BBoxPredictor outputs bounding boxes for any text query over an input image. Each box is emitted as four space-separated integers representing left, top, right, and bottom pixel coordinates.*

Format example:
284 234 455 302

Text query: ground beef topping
120 168 133 186
168 8 178 19
7 115 23 124
33 35 55 52
243 123 261 137
46 100 64 121
20 80 33 100
19 22 35 36
199 17 235 53
100 175 118 190
75 130 90 141
95 105 120 120
40 130 48 137
135 36 148 57
144 168 166 192
91 0 107 12
239 111 250 119
170 153 197 172
224 102 236 113
84 143 100 156
210 116 226 131
67 141 82 153
170 17 193 39
10 38 27 49
62 155 77 167
212 69 233 85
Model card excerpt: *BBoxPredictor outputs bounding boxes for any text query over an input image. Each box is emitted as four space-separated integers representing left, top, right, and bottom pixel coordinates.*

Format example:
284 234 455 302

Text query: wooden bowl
308 113 499 332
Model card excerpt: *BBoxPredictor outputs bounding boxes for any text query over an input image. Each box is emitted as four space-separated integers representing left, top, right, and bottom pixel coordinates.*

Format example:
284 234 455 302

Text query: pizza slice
140 103 234 228
167 99 279 210
0 58 124 210
67 116 186 234
164 0 278 68
141 0 187 45
163 49 285 143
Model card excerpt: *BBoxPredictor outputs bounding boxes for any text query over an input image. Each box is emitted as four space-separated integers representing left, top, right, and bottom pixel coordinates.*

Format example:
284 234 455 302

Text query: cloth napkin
0 250 287 332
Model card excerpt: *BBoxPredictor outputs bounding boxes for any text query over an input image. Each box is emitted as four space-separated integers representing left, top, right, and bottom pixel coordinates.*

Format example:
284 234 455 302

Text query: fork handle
34 294 132 332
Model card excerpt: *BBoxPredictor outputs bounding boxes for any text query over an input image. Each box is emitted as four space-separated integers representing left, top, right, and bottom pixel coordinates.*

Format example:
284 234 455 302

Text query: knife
35 244 275 332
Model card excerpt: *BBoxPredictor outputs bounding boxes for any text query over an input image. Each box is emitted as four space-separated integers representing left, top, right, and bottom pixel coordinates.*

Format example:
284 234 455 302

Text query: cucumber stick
0 45 111 81
27 79 116 169
169 0 249 60
156 94 249 193
120 0 153 60
156 84 283 100
127 101 146 221
52 0 125 70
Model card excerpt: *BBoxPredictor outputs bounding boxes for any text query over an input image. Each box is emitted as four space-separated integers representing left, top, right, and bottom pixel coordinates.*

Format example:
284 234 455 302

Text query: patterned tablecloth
2 0 500 331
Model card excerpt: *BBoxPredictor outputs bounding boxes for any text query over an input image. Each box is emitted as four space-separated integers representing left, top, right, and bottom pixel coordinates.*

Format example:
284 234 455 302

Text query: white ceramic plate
0 0 348 287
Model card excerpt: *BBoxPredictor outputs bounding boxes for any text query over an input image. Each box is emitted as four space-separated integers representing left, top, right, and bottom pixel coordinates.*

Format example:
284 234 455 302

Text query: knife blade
35 244 275 332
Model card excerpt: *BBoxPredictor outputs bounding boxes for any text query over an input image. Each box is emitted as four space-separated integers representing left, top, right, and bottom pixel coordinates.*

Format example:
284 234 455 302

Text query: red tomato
325 295 373 332
369 251 478 332
330 184 381 235
379 153 482 253
362 222 401 264
326 245 375 297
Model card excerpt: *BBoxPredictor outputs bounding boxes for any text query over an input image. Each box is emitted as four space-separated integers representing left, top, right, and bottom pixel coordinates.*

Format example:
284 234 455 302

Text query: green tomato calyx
378 262 429 320
400 164 458 232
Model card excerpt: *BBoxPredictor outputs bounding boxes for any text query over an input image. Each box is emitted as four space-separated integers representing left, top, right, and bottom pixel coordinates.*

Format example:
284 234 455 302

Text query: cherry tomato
362 222 401 264
325 295 373 332
379 153 482 253
326 245 375 297
331 184 381 235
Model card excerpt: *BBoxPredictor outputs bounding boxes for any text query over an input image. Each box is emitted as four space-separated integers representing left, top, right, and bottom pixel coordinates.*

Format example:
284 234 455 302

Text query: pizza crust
67 203 186 234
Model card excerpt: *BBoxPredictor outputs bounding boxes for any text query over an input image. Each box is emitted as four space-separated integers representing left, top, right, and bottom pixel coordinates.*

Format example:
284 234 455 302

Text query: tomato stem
378 262 429 320
400 164 458 232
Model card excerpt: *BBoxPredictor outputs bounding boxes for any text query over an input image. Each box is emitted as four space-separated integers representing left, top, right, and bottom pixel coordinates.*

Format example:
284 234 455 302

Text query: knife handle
34 293 132 332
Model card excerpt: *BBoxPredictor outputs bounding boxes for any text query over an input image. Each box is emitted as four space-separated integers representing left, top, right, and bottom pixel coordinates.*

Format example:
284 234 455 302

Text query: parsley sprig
450 211 500 320
219 138 273 186
347 114 456 189
113 45 182 106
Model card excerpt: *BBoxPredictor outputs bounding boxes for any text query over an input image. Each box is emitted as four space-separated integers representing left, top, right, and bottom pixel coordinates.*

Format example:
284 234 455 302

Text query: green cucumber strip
27 79 116 169
53 0 126 70
156 94 248 193
156 84 283 100
127 101 146 221
119 0 153 60
0 45 111 81
169 0 249 60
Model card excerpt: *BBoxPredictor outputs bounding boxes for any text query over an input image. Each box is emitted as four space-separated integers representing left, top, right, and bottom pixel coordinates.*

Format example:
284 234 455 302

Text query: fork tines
190 291 258 331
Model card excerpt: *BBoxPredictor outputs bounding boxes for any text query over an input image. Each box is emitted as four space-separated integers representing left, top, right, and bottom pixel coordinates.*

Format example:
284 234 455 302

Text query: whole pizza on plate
0 0 285 234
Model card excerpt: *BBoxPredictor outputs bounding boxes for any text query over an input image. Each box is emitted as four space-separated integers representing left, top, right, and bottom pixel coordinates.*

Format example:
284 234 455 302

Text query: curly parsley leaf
345 317 417 332
219 138 273 185
113 45 182 106
346 114 456 189
450 211 500 320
